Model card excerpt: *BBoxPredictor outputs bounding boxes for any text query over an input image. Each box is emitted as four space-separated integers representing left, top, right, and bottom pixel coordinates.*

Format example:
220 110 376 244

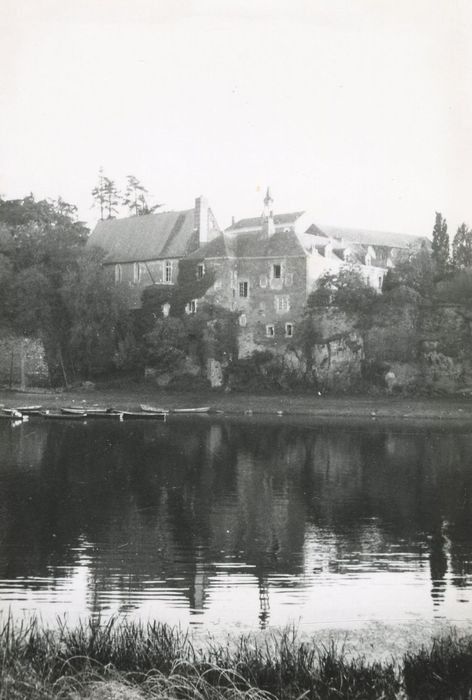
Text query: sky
1 0 471 236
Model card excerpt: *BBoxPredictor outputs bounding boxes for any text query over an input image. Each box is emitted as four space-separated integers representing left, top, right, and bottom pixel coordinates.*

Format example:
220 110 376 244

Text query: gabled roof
88 209 199 264
226 211 304 232
188 229 306 260
320 224 425 249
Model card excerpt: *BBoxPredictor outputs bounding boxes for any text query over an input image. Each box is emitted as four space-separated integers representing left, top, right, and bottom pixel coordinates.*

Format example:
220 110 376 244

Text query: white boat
172 406 211 414
140 404 170 414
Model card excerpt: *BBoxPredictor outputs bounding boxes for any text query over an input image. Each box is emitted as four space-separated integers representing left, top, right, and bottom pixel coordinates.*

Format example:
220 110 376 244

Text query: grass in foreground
0 617 471 699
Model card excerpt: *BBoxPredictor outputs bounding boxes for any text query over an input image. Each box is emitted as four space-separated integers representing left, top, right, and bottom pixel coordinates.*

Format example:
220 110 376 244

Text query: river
0 416 471 637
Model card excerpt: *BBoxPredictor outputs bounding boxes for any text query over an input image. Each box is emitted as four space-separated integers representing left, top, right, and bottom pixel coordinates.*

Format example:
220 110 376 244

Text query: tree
91 168 107 220
452 223 472 269
382 245 435 299
61 247 133 378
431 212 449 276
0 195 89 383
122 175 162 216
306 266 378 314
103 177 120 219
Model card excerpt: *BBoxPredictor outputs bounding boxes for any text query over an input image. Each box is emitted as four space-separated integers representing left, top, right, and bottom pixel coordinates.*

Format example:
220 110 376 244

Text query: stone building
89 189 425 356
88 196 220 308
183 189 423 355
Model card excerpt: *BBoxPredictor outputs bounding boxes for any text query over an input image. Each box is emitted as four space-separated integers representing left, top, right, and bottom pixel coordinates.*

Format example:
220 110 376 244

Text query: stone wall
0 331 49 388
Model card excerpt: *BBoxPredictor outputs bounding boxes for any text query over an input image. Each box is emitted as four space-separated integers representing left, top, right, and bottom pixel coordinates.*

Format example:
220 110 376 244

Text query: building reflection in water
0 419 471 631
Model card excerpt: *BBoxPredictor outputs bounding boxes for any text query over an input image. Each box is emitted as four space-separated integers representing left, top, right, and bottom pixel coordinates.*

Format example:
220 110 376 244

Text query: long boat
61 407 88 415
0 408 24 419
140 403 170 414
15 405 43 416
41 411 87 420
121 411 166 421
172 406 210 414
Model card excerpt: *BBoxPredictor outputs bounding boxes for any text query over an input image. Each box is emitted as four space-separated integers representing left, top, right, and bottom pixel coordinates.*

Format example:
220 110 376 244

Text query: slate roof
319 224 425 249
88 210 199 263
188 229 306 260
226 211 304 231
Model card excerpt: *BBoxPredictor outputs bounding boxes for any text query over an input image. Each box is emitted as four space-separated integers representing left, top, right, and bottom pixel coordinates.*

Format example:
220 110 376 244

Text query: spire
262 186 275 237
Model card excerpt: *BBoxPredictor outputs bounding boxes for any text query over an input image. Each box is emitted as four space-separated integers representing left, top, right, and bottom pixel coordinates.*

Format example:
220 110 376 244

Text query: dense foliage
0 195 132 385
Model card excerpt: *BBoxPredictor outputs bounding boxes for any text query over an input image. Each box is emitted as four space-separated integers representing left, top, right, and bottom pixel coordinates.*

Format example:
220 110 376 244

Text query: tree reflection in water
0 419 471 631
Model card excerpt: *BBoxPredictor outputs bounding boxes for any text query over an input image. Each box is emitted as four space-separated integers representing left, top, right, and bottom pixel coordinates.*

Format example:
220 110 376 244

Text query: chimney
194 195 209 245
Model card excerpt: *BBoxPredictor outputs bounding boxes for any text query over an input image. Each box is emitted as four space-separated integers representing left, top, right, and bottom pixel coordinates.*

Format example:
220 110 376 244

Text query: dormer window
197 263 205 280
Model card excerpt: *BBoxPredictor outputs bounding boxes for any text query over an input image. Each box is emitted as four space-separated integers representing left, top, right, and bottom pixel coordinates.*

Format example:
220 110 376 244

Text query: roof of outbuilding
87 209 199 263
319 224 426 249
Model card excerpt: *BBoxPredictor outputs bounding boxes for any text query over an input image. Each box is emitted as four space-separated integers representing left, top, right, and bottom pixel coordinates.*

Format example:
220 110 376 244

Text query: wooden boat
0 408 24 419
172 406 210 414
140 403 169 414
62 406 121 418
61 407 88 415
41 411 87 420
15 405 43 416
121 411 166 421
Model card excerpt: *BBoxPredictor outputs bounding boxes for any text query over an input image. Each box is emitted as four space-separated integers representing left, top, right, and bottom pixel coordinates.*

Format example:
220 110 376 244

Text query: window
266 324 275 338
133 262 141 284
285 323 294 338
275 295 290 313
185 299 198 314
114 264 122 283
164 260 172 283
239 281 249 298
378 276 383 290
197 263 205 280
272 264 281 279
259 274 268 288
239 313 247 327
162 302 170 317
258 301 266 315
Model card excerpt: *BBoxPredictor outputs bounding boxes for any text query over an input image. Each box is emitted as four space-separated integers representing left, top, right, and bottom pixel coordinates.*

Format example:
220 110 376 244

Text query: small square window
266 324 275 338
285 323 294 338
239 281 249 297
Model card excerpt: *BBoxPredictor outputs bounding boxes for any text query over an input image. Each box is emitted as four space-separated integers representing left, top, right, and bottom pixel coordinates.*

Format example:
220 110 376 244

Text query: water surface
0 416 471 635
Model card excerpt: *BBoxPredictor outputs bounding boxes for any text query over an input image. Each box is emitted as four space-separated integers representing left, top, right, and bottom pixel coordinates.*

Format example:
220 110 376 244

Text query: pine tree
431 212 449 275
452 223 472 269
122 175 162 216
91 168 107 220
103 177 120 219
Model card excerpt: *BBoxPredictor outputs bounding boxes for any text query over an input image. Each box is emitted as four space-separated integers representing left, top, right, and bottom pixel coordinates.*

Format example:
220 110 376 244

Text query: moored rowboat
121 411 166 421
140 404 169 414
15 405 43 416
172 406 210 414
41 411 87 420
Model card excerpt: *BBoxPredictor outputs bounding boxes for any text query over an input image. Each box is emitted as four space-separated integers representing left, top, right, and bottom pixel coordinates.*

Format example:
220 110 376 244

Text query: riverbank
2 385 472 428
1 618 471 699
